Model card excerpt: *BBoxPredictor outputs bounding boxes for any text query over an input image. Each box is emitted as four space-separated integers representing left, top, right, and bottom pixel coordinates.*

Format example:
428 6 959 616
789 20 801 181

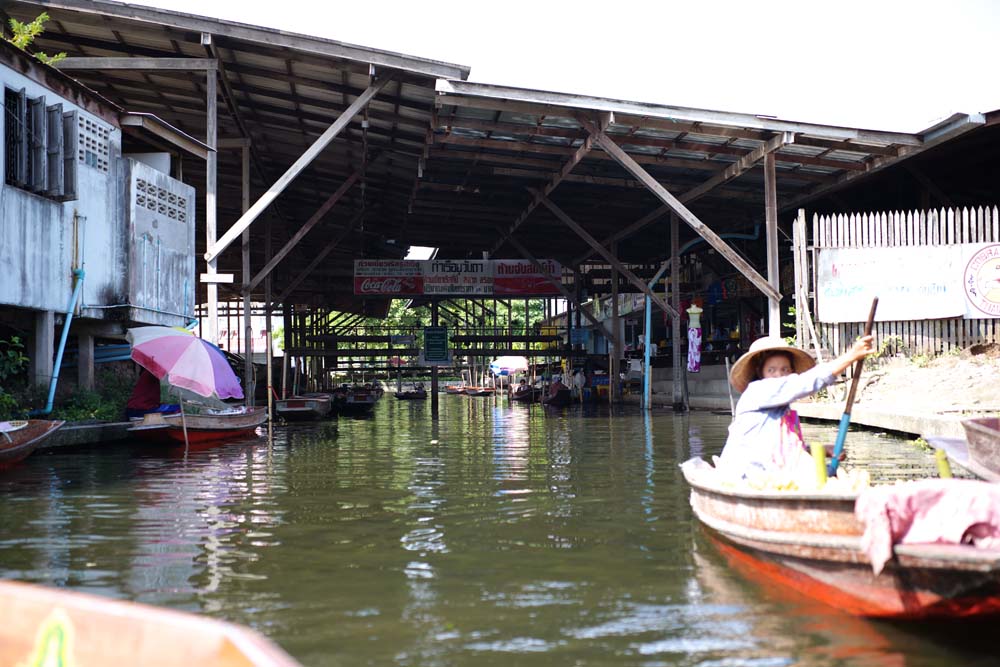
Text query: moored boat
464 386 495 397
541 387 573 407
336 386 378 415
395 385 427 400
129 406 267 445
682 460 1000 619
443 384 466 395
511 386 541 403
0 579 299 666
276 393 333 420
964 417 1000 474
0 420 65 468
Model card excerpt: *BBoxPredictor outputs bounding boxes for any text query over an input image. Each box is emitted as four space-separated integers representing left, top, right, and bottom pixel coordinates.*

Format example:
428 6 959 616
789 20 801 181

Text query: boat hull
130 407 267 445
541 388 573 407
684 463 1000 619
0 420 64 468
0 579 299 666
394 391 427 400
276 396 332 420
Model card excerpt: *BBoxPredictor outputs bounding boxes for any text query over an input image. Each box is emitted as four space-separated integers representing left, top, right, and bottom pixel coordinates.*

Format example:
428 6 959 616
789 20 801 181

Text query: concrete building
1 38 205 391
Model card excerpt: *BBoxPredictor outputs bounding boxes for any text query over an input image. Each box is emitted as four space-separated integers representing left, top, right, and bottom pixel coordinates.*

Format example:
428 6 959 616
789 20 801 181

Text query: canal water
0 397 993 666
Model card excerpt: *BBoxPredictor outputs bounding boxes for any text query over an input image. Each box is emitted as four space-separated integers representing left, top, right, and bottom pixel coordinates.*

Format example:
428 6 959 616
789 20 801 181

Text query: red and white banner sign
353 260 423 296
354 259 562 296
494 259 561 296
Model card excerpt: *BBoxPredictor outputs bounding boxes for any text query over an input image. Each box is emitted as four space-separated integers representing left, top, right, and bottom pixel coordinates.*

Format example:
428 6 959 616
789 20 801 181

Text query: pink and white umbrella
126 326 244 400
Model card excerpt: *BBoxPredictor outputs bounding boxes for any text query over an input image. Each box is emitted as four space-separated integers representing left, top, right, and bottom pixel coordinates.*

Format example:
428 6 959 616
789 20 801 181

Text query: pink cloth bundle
855 478 1000 574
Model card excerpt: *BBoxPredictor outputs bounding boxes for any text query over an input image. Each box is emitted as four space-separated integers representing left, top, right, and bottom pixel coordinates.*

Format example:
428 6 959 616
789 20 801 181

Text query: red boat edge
0 579 300 666
0 420 65 468
682 460 1000 619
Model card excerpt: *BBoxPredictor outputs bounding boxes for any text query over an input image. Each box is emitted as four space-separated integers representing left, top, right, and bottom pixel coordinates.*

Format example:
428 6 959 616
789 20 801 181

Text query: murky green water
0 398 993 666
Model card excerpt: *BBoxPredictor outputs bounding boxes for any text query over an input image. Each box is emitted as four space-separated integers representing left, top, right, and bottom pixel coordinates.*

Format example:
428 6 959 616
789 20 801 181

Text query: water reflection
0 399 981 666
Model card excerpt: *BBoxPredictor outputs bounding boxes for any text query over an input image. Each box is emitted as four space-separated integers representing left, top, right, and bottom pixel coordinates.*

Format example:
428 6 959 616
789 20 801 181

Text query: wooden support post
77 332 94 391
671 215 685 411
241 143 253 406
610 241 620 403
32 311 54 389
206 77 392 262
764 152 781 336
265 217 274 419
204 54 219 343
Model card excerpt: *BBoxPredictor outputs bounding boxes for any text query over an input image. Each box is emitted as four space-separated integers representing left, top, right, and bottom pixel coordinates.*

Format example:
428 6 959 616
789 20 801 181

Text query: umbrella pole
179 397 190 453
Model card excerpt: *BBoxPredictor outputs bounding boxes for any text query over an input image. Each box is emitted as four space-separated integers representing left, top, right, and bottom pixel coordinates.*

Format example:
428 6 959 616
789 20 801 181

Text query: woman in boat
718 335 874 478
125 368 180 419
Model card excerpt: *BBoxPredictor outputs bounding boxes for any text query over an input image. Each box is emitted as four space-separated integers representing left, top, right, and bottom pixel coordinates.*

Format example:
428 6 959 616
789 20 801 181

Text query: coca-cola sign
354 276 423 295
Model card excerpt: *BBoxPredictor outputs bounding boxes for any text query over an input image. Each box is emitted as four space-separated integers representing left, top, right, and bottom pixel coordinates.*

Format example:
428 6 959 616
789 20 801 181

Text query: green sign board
423 326 450 364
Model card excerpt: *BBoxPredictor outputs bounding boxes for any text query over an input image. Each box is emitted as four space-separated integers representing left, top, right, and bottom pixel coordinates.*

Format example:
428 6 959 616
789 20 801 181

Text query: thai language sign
354 259 562 296
816 244 1000 322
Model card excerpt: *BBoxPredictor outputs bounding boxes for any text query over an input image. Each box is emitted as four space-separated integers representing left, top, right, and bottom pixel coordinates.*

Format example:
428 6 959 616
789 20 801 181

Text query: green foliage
48 368 134 422
0 336 29 383
783 306 797 346
5 12 66 66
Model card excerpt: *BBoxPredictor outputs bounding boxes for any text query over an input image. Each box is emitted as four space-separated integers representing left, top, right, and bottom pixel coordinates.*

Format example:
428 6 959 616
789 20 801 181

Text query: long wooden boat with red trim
464 386 495 397
443 384 466 395
682 460 1000 619
129 407 267 445
0 579 299 666
0 420 65 468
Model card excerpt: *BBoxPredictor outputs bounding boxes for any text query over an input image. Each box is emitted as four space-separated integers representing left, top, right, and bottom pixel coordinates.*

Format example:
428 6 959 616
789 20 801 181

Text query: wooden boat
0 420 64 468
964 417 1000 474
275 393 333 420
395 388 427 400
0 579 299 666
129 406 267 445
337 387 378 415
443 384 466 395
511 386 541 403
682 460 1000 619
464 386 496 397
541 387 573 407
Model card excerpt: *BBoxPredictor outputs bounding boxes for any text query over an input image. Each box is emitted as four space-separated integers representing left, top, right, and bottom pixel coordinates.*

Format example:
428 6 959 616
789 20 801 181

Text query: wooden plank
584 124 780 301
764 152 781 334
205 77 392 262
59 56 218 70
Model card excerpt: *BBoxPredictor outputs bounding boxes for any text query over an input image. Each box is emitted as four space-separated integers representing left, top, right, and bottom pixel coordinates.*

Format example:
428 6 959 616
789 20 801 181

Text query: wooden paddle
828 297 878 476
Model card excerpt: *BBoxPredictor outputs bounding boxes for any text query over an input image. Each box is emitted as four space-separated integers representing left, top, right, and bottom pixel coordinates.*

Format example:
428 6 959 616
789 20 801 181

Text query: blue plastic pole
31 268 86 416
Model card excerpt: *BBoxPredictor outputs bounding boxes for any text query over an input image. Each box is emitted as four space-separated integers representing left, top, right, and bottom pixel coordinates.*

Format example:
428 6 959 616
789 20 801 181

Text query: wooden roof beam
534 192 679 319
206 75 393 262
486 115 602 256
579 116 780 302
571 130 794 265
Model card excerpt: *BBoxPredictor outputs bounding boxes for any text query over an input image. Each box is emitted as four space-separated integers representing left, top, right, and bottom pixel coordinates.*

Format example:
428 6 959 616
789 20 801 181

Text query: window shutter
46 103 64 198
14 88 27 187
29 95 47 192
61 110 78 201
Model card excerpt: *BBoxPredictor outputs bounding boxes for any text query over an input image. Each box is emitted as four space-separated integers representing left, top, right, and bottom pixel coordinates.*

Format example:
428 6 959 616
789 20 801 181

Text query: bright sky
126 0 1000 133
